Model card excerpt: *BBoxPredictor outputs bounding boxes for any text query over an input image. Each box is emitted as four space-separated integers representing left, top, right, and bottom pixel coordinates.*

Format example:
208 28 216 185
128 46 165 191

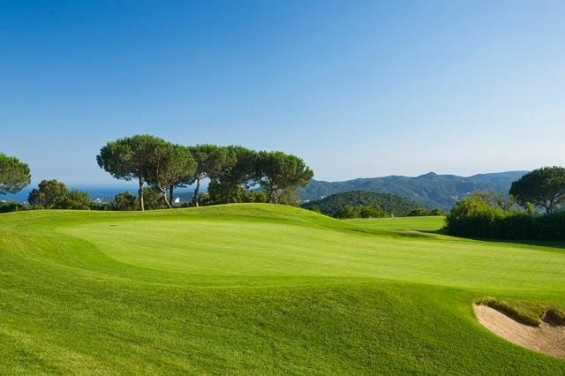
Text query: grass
1 204 565 374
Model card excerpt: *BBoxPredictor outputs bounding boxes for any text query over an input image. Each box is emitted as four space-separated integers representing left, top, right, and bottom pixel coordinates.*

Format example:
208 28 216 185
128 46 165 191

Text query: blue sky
1 0 564 185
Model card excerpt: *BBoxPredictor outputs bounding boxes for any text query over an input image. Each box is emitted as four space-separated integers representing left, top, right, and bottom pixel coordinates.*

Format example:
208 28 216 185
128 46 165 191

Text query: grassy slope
1 204 564 374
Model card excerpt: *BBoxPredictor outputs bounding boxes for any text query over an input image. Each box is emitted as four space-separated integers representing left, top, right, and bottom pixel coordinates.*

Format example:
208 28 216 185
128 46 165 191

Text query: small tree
147 143 196 208
257 151 313 204
61 189 92 210
28 179 69 209
113 191 137 211
509 166 565 214
27 180 90 210
0 153 31 195
97 135 166 211
445 192 512 237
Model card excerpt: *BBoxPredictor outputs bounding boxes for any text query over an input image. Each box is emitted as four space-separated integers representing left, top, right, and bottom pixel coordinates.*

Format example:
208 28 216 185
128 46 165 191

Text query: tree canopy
509 166 565 214
96 135 314 209
0 152 31 195
28 179 91 210
147 143 196 208
257 151 313 204
188 144 230 207
97 135 166 211
208 146 257 204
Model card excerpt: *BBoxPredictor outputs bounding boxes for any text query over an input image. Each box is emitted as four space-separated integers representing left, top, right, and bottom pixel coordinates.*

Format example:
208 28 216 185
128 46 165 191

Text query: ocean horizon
1 184 198 204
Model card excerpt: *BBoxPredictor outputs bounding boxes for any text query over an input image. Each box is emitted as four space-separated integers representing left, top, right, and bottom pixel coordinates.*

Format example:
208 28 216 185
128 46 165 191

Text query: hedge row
445 195 565 241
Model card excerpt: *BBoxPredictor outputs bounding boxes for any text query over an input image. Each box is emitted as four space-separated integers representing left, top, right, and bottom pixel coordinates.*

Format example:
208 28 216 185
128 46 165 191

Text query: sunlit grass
1 204 564 374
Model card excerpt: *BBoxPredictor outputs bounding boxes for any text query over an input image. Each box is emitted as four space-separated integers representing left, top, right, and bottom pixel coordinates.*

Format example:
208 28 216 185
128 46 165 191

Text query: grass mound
1 204 565 374
475 298 541 326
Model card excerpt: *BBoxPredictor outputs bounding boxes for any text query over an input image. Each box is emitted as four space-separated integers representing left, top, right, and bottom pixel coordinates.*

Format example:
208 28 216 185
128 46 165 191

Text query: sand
474 304 565 358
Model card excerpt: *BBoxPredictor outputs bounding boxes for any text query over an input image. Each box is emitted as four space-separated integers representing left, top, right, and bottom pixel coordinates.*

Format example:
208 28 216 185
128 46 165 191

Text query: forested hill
301 191 420 217
299 171 528 210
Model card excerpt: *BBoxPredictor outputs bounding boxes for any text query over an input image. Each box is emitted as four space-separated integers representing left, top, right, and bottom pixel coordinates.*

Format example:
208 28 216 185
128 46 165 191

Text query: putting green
58 213 565 295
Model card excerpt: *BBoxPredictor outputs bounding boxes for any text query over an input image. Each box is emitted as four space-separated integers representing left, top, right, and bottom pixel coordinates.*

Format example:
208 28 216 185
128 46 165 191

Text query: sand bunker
474 304 565 358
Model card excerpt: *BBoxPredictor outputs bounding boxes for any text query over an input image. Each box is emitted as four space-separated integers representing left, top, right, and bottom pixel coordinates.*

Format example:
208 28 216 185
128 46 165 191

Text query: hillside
299 171 528 210
1 204 565 374
301 190 420 217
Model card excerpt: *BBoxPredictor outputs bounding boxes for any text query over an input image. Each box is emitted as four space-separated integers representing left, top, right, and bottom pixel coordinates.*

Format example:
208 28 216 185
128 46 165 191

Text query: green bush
28 180 91 210
0 201 26 213
113 191 137 211
446 192 565 240
408 208 445 217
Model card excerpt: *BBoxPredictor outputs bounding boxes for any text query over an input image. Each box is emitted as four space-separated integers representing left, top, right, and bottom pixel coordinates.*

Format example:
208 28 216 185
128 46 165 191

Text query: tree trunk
193 177 201 207
169 186 174 205
138 177 145 211
161 188 172 209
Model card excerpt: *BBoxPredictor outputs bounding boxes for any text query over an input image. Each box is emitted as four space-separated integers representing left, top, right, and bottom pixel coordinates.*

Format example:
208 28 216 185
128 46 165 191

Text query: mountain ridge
299 171 528 210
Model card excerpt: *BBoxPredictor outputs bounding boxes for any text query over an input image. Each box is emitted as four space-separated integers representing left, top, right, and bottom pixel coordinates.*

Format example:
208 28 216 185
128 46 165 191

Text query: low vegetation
446 167 565 241
475 297 543 327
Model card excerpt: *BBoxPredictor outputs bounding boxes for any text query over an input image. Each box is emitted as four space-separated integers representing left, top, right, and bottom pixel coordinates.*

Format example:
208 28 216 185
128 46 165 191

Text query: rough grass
1 204 565 374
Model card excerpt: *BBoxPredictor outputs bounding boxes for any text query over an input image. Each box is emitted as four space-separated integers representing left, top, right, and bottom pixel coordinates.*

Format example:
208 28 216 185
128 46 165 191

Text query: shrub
113 191 137 211
28 180 91 210
446 191 565 240
0 201 26 213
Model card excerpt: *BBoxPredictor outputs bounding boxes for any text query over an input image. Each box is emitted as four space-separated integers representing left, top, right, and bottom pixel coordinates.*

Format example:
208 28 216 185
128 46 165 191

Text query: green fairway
1 204 564 374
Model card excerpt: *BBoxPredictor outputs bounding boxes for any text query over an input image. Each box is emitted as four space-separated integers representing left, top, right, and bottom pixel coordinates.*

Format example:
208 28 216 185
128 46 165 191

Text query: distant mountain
299 171 528 210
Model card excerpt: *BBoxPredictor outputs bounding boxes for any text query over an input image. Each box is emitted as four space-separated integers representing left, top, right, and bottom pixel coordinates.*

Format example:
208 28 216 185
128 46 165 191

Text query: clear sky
1 0 564 185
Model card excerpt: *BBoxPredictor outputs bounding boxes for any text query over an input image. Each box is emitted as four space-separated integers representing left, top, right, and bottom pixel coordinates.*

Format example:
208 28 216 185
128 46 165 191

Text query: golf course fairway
1 204 564 374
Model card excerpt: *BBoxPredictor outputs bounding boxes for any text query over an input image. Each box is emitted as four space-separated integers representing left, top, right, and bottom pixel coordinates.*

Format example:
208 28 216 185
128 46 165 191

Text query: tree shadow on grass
445 233 565 251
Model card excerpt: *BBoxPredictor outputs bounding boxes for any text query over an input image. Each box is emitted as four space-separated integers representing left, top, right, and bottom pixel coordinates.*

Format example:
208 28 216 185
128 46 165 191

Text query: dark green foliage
408 208 446 216
510 166 565 214
28 180 91 210
446 192 565 240
28 179 70 209
300 171 527 210
188 144 230 207
207 184 268 205
141 187 167 210
97 134 167 211
533 211 565 240
147 143 196 208
335 205 385 219
61 189 92 210
113 191 137 211
0 152 31 195
0 201 26 213
543 309 565 326
98 136 314 208
207 146 257 204
257 151 313 204
302 190 420 218
90 202 113 211
445 192 509 238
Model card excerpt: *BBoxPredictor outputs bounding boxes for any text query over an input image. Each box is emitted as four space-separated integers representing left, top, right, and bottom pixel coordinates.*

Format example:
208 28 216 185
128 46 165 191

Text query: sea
1 185 196 204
